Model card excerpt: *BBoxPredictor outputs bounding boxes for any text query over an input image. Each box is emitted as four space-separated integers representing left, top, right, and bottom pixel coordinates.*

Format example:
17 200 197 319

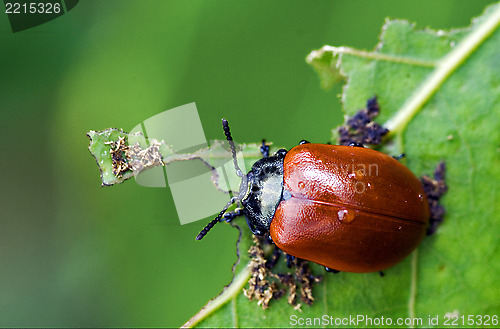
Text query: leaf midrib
384 5 500 135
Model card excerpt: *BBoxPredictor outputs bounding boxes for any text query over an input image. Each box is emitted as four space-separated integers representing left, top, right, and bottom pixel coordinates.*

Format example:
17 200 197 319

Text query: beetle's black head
241 150 286 235
196 119 286 240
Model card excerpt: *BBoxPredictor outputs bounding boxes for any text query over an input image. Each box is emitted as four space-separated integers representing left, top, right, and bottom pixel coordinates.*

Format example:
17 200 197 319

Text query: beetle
196 119 430 273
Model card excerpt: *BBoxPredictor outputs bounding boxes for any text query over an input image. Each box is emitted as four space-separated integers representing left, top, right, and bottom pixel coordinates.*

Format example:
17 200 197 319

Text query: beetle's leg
286 254 296 268
379 271 385 277
260 139 270 158
348 142 364 148
392 153 406 160
299 139 310 145
325 267 340 274
265 245 281 269
222 207 243 222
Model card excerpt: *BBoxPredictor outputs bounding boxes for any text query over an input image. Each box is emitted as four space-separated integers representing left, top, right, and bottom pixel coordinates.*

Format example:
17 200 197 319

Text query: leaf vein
385 4 500 135
307 45 438 67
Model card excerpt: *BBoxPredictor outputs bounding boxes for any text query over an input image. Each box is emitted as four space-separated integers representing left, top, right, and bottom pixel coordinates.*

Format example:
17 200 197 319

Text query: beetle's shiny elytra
197 120 430 273
270 143 429 273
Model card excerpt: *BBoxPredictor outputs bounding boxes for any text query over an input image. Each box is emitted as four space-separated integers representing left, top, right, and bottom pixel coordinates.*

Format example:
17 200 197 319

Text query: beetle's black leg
325 267 340 274
286 254 296 268
260 139 270 158
299 140 310 145
392 153 406 160
266 245 281 269
379 271 385 277
348 142 364 148
222 207 243 222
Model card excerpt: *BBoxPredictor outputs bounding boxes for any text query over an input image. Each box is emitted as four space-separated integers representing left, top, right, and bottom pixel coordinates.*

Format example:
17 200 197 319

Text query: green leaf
184 2 500 328
87 128 265 189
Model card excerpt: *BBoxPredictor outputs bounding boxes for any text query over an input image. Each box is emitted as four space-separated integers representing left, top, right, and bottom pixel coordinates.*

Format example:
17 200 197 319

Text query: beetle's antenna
196 119 246 241
222 119 243 177
196 196 238 240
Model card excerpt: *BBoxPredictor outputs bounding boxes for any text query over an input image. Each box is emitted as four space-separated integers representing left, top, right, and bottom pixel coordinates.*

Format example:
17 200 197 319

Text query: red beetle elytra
197 119 429 273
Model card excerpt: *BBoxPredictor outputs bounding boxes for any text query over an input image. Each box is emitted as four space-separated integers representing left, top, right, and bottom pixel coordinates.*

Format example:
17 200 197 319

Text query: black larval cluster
338 96 389 146
421 161 448 235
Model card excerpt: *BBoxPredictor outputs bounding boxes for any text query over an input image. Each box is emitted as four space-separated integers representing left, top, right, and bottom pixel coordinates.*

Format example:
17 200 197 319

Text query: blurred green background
0 0 494 327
